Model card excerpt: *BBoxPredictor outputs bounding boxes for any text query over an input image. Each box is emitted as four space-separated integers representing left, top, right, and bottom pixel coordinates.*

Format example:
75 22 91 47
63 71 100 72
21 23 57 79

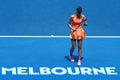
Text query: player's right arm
68 15 75 31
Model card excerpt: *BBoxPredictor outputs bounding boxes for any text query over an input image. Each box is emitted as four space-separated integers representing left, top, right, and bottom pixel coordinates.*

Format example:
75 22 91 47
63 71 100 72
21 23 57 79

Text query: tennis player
68 6 88 66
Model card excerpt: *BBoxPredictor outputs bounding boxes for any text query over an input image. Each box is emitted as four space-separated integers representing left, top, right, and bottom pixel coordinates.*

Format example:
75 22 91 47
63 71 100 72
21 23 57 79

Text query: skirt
70 27 86 40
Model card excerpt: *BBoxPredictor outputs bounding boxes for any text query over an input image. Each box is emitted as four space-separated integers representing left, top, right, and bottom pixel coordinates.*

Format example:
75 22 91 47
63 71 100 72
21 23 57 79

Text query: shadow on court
64 55 83 62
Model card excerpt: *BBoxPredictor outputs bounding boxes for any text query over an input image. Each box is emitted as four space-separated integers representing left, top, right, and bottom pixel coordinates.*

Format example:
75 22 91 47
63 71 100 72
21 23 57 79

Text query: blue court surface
0 0 120 80
0 37 120 80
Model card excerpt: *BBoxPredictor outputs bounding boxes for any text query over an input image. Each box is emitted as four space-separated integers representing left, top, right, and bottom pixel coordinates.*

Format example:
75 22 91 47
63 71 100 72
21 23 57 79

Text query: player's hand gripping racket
71 18 87 33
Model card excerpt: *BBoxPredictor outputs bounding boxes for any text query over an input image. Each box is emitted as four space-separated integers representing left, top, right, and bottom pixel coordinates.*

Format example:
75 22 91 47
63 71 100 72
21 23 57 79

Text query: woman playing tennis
68 6 88 66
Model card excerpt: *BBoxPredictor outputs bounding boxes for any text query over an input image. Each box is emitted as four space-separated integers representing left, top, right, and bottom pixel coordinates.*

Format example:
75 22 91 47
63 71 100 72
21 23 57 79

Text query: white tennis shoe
77 60 81 66
69 56 75 62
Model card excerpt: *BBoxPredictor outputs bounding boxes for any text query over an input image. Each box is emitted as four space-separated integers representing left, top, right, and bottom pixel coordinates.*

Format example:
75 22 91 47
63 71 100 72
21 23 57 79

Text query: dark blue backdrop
0 0 120 36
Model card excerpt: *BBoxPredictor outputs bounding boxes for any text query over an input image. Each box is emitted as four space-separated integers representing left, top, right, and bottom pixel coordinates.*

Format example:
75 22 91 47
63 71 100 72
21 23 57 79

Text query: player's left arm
82 14 88 26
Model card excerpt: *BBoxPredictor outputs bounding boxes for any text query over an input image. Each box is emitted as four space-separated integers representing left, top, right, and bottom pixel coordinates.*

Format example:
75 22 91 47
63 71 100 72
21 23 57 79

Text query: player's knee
71 45 76 49
78 45 82 50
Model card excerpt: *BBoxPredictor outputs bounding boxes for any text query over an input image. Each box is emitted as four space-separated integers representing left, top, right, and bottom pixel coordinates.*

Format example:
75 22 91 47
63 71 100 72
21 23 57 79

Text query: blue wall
0 0 120 36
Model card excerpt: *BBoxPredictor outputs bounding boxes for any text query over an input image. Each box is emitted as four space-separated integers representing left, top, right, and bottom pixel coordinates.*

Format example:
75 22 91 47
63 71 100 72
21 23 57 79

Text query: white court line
0 36 120 38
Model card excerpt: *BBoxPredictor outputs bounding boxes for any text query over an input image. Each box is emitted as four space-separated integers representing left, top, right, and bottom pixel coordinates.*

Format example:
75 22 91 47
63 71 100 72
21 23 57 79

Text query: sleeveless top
70 16 86 40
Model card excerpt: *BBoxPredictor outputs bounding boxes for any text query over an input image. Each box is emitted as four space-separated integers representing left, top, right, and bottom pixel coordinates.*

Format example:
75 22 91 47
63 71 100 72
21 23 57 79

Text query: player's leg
77 39 83 65
69 39 76 62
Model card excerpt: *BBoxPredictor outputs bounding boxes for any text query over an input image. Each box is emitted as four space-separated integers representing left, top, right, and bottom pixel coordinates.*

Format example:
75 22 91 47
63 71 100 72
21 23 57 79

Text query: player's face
76 10 81 16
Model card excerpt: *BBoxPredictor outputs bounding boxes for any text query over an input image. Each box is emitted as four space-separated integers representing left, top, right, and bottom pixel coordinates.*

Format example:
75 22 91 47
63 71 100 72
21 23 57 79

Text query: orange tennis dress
70 17 86 40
